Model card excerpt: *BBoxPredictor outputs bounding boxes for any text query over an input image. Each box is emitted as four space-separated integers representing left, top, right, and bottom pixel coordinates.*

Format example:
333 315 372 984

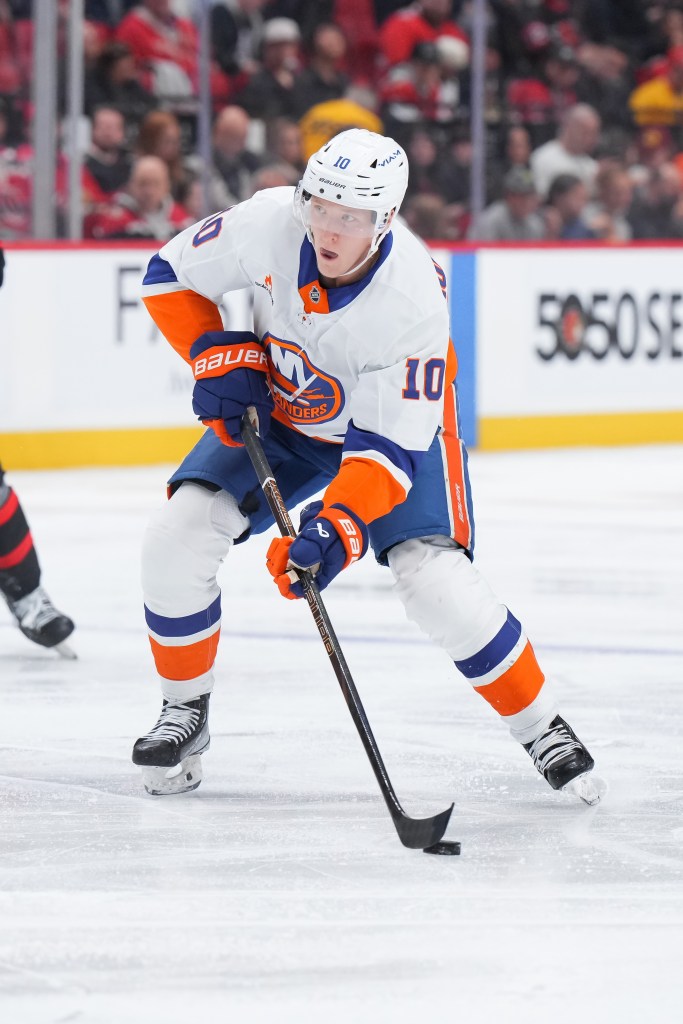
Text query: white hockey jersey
142 187 456 524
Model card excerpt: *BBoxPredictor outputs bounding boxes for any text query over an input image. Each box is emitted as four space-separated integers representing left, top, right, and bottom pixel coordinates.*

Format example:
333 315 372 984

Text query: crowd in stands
3 1 683 243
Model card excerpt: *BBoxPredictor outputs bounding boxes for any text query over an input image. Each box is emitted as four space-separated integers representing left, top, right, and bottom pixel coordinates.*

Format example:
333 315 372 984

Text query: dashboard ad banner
0 247 251 433
477 247 683 418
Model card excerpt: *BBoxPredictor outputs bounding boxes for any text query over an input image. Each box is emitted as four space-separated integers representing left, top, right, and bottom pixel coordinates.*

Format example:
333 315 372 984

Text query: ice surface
1 445 682 1024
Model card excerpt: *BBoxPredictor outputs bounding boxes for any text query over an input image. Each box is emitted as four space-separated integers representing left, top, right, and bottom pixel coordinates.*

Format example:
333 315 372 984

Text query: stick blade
393 802 454 849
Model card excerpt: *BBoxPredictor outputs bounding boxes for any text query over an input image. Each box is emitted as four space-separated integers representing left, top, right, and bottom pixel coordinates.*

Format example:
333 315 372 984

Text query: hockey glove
266 500 368 599
190 330 273 447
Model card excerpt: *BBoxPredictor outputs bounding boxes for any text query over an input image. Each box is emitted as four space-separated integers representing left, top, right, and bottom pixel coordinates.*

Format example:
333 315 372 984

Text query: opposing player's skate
524 715 602 805
132 694 210 795
5 585 76 658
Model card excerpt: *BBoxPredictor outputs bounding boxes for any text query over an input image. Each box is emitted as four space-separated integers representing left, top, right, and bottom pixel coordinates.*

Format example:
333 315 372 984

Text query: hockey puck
423 840 461 856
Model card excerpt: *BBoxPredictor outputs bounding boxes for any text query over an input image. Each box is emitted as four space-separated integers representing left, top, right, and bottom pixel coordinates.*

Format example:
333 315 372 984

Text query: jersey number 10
402 358 446 401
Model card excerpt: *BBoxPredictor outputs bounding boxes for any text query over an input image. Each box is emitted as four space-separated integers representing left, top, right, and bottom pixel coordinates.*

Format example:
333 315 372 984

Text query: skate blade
55 641 77 660
564 772 606 806
141 754 203 796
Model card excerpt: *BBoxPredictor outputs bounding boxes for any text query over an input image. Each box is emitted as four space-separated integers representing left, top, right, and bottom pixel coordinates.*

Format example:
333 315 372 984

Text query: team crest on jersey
264 334 344 424
309 286 321 304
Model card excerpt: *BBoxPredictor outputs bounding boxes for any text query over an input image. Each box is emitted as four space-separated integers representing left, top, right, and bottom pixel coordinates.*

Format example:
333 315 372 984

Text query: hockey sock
0 480 41 602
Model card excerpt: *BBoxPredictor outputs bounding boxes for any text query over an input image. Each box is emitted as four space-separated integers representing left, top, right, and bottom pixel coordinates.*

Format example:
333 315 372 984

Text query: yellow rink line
0 427 205 470
479 411 683 450
2 411 682 469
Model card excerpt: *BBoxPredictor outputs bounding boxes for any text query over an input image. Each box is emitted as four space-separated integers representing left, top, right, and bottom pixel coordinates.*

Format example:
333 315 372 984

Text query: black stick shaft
241 411 453 849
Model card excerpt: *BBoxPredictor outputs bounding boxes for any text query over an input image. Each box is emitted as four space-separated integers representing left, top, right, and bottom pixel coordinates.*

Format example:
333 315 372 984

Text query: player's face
308 198 376 279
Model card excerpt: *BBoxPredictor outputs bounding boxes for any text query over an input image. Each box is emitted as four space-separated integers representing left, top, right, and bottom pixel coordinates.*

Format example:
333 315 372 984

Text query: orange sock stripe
473 641 545 717
148 631 220 681
442 382 473 551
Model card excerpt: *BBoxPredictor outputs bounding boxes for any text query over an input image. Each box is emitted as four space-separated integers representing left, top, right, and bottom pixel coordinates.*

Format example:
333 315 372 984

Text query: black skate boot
6 586 75 655
524 716 601 805
132 694 210 795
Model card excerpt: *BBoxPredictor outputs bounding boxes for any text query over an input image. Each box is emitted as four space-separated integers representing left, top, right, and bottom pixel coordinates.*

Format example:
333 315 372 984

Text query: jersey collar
297 232 394 315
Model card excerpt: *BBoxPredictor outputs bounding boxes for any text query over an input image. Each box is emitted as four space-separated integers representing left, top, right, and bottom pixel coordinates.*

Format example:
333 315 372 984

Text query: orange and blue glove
267 500 368 599
190 330 273 446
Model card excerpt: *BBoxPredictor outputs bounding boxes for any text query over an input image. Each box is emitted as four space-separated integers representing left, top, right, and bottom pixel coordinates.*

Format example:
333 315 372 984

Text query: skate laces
12 587 62 631
147 702 200 744
526 721 582 772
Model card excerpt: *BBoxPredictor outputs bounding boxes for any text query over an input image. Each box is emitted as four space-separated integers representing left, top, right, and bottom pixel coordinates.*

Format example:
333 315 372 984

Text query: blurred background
1 1 682 467
4 0 683 243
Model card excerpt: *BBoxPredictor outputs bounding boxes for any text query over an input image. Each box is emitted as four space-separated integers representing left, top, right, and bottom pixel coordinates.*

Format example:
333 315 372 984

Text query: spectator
584 164 634 241
380 40 444 132
402 191 462 239
628 162 683 239
506 124 532 169
135 109 191 202
82 106 132 207
544 173 595 240
403 126 444 198
186 104 262 210
379 0 468 70
291 22 349 118
331 0 379 86
629 46 683 128
530 103 600 199
469 166 544 241
235 17 302 121
434 123 471 205
298 91 383 161
84 154 192 240
84 41 156 135
211 0 272 78
115 0 199 99
264 116 305 172
248 160 299 194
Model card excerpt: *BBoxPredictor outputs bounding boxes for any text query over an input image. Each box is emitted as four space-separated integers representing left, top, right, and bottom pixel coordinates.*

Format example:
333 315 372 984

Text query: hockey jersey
142 187 455 525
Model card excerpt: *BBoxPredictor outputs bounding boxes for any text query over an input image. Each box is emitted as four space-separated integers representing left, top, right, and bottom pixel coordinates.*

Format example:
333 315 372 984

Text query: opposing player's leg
370 385 598 803
0 466 75 653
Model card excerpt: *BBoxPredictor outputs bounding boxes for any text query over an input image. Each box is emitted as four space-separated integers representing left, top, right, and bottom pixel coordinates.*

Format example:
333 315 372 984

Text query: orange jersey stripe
324 456 407 524
441 381 473 551
473 641 545 717
143 290 223 364
148 631 220 681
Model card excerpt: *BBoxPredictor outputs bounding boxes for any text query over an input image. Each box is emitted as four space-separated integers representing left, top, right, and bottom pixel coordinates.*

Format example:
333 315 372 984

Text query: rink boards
1 241 682 468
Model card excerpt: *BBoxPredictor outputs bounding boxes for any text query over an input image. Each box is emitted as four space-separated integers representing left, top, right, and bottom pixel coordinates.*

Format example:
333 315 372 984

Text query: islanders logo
264 335 344 424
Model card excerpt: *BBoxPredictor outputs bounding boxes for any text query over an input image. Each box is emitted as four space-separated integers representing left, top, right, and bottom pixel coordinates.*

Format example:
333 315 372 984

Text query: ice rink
1 443 682 1024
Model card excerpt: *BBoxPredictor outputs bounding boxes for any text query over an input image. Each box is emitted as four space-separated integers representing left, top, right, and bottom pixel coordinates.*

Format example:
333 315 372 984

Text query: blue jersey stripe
144 595 221 638
343 420 424 482
144 253 179 287
454 610 522 678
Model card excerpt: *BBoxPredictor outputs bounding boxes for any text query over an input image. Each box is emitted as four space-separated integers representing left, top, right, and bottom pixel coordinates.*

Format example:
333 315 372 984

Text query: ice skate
132 694 210 795
5 585 76 657
524 716 601 805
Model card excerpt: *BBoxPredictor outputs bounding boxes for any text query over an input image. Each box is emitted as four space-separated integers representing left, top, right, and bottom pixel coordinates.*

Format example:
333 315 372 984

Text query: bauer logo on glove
266 500 368 599
189 330 273 447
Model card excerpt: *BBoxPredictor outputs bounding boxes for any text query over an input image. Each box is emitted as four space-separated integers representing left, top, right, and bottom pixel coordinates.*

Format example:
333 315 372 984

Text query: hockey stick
241 410 455 850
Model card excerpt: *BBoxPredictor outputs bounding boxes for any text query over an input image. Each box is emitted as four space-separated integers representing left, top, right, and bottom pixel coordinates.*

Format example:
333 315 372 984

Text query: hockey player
0 465 76 652
0 249 75 654
134 129 598 803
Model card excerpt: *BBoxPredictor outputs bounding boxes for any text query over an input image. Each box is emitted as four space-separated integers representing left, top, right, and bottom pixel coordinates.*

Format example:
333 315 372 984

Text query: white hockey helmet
295 128 409 256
